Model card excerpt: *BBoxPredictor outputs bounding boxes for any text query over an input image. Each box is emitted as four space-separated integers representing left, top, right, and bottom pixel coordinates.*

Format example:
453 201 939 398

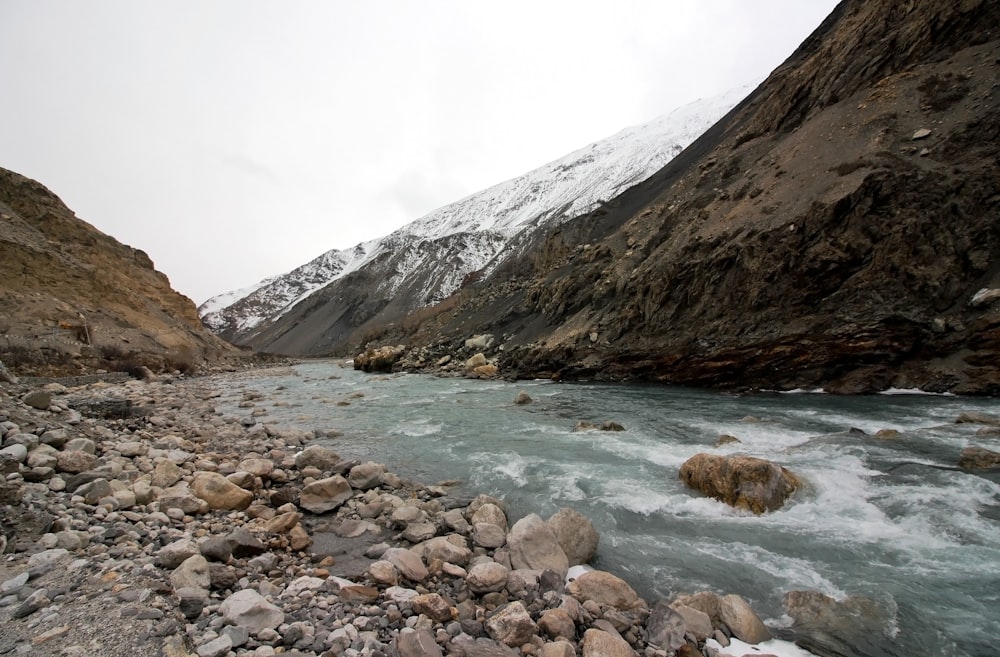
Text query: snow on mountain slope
200 84 753 345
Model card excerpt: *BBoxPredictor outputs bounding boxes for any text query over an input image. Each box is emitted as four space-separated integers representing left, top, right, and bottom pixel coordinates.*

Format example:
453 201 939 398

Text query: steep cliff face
387 0 1000 393
0 168 235 375
199 88 750 355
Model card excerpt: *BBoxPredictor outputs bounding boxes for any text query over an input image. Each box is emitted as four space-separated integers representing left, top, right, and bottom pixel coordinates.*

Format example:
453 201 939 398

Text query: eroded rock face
679 453 800 514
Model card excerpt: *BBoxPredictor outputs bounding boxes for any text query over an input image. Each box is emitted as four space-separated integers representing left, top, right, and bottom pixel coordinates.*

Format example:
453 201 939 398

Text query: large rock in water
679 453 800 514
782 590 894 656
958 446 1000 469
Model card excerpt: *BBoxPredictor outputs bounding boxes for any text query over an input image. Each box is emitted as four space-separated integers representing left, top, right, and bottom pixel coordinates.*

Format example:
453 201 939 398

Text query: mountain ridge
369 0 1000 394
199 86 753 353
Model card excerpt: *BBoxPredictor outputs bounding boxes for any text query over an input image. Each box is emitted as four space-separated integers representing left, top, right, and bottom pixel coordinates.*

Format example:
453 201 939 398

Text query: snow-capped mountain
200 85 753 353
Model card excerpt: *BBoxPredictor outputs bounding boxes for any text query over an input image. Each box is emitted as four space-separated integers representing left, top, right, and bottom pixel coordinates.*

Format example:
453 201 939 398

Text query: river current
214 361 1000 657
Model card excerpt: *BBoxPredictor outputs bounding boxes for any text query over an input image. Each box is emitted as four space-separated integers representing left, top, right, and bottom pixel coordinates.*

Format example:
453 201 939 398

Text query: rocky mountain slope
199 87 751 354
380 0 1000 394
0 167 236 375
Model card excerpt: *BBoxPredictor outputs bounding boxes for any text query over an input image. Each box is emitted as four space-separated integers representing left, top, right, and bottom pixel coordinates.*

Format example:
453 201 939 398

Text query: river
213 361 1000 657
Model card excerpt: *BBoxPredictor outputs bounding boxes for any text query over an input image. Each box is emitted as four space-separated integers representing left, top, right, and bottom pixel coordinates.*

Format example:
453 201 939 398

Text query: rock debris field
1 367 777 657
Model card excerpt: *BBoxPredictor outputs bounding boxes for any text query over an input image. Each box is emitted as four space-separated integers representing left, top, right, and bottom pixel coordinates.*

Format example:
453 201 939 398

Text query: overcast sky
1 1 839 304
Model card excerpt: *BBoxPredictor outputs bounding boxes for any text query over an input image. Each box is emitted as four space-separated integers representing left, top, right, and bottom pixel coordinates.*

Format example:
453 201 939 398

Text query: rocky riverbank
2 368 793 657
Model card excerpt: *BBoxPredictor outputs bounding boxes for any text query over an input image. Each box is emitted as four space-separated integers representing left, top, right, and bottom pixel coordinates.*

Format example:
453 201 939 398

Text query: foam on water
695 542 847 599
394 420 443 437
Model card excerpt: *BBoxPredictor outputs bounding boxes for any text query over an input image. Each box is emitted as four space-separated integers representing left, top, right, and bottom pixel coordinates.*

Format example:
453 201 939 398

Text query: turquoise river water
214 361 1000 657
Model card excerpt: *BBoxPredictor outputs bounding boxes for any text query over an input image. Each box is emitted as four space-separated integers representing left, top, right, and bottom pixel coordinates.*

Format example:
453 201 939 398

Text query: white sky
0 1 839 304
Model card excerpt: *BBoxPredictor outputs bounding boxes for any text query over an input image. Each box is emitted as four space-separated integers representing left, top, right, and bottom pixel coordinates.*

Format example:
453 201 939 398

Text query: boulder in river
783 590 893 657
679 453 800 514
958 446 1000 469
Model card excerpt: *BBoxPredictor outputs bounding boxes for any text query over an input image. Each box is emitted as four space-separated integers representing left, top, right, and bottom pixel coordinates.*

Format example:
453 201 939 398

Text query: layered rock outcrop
0 168 236 376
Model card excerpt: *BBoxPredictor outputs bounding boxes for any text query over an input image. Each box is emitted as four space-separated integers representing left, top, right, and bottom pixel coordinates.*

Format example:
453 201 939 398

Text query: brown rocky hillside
370 0 1000 393
0 167 237 376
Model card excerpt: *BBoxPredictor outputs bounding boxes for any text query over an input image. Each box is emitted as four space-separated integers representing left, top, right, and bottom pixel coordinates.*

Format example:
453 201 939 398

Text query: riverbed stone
226 528 266 558
238 457 275 478
467 562 509 594
507 514 569 577
413 535 472 567
383 547 429 582
219 589 284 634
567 570 645 610
299 474 352 513
402 521 438 543
294 445 341 471
396 628 444 657
471 502 508 531
412 592 454 622
0 443 27 463
538 608 576 641
348 461 386 489
547 508 599 566
171 554 211 592
540 640 576 657
158 538 200 569
23 391 52 410
369 560 399 586
486 601 538 647
55 450 96 474
266 511 301 534
191 471 253 510
152 460 185 488
646 602 687 650
199 536 233 562
719 593 771 643
671 603 713 642
63 437 96 454
581 628 634 657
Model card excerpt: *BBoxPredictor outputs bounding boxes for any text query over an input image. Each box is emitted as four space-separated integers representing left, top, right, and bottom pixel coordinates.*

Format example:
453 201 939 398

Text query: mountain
199 86 752 354
377 0 1000 394
0 167 236 376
